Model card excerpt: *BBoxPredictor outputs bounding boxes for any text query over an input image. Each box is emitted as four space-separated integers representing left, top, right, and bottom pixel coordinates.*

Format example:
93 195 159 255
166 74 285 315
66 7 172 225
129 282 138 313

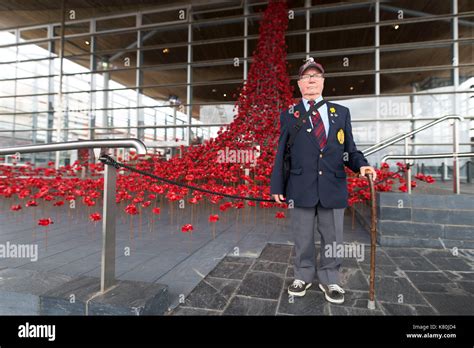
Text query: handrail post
467 161 472 184
453 118 460 194
101 153 117 293
366 172 377 310
404 138 412 194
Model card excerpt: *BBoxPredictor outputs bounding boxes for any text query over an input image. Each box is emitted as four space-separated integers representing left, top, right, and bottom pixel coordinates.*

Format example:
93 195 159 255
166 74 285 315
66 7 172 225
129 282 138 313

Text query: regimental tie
308 100 327 149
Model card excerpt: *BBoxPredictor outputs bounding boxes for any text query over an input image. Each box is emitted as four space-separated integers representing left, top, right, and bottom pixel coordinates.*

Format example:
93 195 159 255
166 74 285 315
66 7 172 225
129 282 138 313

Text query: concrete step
0 268 168 315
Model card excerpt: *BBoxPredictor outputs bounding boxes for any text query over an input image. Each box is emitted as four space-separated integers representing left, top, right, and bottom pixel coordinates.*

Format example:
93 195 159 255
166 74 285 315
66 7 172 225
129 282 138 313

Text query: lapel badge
337 128 345 144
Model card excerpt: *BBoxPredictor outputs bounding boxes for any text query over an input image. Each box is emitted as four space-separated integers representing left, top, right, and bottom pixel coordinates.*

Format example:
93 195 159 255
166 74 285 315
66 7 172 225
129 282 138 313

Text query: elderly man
270 58 376 304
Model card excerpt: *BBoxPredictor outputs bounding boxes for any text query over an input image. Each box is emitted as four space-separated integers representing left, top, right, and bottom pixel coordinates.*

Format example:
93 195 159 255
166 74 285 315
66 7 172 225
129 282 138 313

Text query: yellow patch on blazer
337 128 345 144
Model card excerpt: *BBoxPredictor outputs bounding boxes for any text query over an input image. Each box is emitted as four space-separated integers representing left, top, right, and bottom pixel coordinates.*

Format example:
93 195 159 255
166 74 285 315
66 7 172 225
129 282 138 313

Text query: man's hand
359 166 377 181
272 194 286 204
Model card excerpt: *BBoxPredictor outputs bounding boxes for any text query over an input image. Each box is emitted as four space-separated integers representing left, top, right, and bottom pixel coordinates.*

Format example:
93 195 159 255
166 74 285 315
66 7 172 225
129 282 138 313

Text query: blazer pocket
290 167 303 175
335 170 347 178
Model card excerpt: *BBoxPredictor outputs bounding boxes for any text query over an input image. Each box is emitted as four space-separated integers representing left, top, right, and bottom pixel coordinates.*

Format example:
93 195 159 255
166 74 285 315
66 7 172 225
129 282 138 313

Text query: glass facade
0 0 472 170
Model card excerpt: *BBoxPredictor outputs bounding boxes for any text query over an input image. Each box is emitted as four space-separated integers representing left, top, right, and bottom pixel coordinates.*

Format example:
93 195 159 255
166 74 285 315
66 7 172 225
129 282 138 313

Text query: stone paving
169 243 474 315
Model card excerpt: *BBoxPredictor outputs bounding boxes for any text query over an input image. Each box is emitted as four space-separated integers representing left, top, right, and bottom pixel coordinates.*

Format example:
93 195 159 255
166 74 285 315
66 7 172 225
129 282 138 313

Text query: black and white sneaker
288 279 312 297
318 283 345 304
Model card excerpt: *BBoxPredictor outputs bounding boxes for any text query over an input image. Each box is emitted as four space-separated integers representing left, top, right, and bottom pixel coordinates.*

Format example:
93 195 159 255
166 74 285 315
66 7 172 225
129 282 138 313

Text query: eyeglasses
300 73 324 81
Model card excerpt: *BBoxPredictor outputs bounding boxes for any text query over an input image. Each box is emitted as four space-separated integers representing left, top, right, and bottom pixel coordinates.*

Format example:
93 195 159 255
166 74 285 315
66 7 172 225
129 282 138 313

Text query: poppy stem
130 214 134 240
139 207 142 239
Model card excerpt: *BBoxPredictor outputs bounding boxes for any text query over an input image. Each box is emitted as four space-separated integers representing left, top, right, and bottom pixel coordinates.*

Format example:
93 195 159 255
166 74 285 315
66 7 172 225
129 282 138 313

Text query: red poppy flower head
275 211 285 219
10 204 22 212
89 213 102 222
181 224 193 233
125 204 139 215
38 218 53 226
208 214 219 223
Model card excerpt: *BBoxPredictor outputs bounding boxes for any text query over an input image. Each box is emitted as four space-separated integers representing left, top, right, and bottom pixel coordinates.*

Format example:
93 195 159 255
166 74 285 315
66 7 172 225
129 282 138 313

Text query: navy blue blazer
270 100 370 208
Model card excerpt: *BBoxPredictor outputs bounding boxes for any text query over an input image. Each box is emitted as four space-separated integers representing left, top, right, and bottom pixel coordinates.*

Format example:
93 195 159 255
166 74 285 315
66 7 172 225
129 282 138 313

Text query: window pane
193 83 240 103
311 27 375 50
193 20 244 41
310 3 375 26
380 0 452 18
193 64 242 83
193 41 243 61
380 69 453 94
142 46 187 66
380 20 452 45
381 46 452 70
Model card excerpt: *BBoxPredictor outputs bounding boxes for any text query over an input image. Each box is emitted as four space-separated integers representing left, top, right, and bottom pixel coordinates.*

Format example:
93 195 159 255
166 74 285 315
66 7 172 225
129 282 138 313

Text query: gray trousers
290 202 345 285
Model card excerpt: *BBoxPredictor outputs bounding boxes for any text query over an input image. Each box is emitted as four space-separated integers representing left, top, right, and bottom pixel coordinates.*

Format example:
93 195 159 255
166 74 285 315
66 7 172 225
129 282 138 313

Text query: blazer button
319 154 323 158
319 170 322 175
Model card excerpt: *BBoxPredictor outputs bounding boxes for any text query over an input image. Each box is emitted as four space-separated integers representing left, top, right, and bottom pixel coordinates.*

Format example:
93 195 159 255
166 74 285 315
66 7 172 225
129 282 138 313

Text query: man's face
297 67 325 100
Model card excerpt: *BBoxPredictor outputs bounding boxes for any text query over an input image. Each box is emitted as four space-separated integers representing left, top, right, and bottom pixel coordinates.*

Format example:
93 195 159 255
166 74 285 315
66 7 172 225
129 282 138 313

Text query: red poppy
133 196 144 204
275 211 285 219
82 196 96 207
425 175 435 183
89 213 102 222
125 204 139 215
10 204 21 212
38 218 53 226
181 224 193 233
152 207 161 215
208 214 219 223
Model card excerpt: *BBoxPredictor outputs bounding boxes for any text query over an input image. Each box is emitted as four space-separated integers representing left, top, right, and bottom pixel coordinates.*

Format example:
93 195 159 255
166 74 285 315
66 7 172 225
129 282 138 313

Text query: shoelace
328 284 345 294
292 279 305 288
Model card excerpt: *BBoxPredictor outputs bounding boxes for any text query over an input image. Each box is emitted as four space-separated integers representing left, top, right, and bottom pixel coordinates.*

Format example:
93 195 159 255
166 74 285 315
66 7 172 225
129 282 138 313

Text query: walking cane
366 172 377 310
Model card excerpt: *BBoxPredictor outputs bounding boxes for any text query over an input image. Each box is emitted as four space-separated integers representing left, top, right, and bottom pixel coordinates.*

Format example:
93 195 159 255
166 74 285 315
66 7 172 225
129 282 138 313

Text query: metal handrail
0 139 148 294
362 114 464 157
382 152 474 162
382 152 474 195
363 114 465 194
0 138 147 156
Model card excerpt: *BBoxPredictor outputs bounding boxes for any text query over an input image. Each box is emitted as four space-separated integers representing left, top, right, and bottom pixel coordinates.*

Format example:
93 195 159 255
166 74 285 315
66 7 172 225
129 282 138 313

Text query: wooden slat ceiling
0 0 472 116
